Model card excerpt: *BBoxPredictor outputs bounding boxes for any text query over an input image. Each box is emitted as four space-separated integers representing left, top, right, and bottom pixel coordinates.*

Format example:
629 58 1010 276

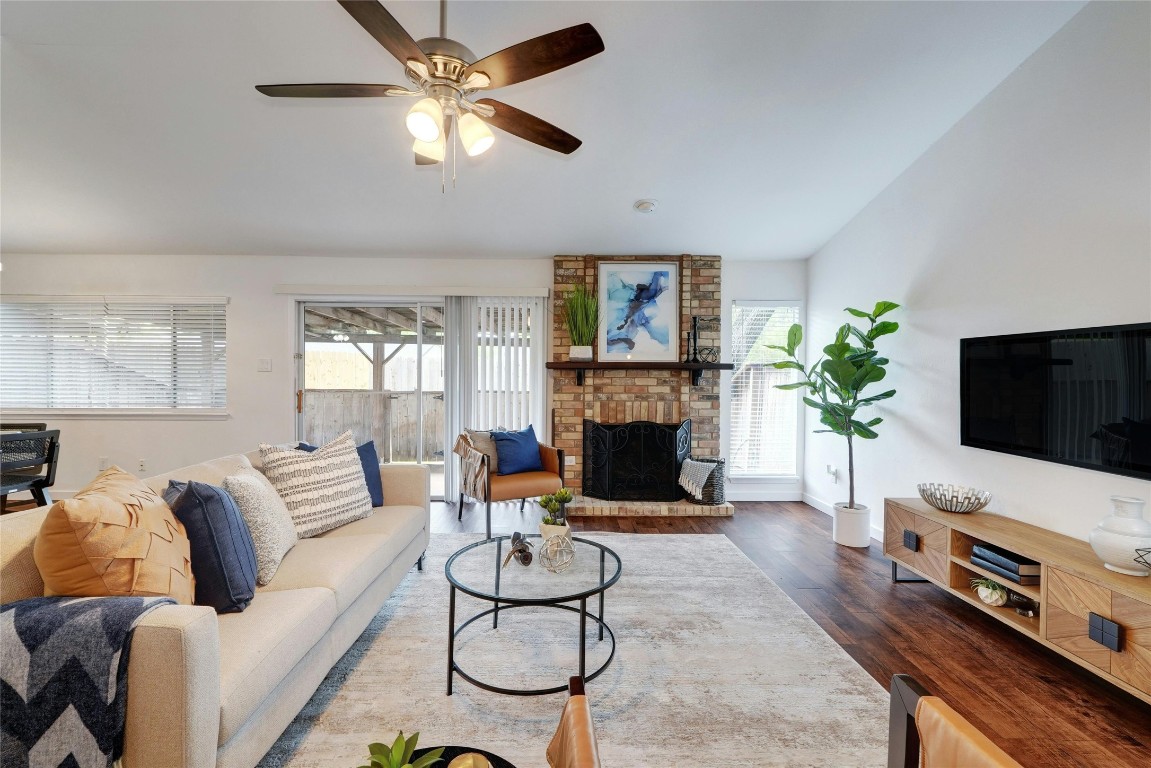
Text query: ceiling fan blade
464 23 604 90
337 0 434 72
474 98 581 154
255 83 414 98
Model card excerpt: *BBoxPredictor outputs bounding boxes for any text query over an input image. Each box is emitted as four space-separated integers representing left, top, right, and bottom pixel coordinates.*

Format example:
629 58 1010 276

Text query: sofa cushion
34 467 195 603
143 454 256 496
491 425 544 475
298 439 384 507
315 505 426 544
257 522 413 613
217 587 337 744
222 472 297 585
163 480 258 613
259 431 373 539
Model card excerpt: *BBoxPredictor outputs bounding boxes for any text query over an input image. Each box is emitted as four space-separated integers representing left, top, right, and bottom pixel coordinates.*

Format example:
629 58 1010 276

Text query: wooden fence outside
303 390 445 463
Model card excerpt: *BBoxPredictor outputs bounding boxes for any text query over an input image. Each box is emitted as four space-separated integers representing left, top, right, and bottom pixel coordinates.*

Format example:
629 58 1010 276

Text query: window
1 296 227 411
729 301 801 477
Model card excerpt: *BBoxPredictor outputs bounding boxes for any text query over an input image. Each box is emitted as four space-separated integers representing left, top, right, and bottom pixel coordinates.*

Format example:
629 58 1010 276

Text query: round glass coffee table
445 535 621 696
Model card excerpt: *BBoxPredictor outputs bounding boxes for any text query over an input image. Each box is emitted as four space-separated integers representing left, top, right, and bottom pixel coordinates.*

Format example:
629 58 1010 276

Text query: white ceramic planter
1089 495 1151 576
833 503 871 548
569 345 593 362
539 523 572 543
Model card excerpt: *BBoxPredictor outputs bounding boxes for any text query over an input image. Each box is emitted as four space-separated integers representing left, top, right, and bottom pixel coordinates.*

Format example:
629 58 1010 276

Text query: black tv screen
960 323 1151 481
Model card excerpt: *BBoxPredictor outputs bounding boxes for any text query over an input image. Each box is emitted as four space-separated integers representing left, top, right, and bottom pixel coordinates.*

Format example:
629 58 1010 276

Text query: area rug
258 534 888 767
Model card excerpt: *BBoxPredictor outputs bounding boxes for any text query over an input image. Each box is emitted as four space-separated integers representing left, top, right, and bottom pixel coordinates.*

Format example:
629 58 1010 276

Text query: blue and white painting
598 262 679 362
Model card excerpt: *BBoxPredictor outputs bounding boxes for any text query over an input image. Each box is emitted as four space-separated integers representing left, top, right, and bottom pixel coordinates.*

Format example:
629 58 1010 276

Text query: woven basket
686 457 725 505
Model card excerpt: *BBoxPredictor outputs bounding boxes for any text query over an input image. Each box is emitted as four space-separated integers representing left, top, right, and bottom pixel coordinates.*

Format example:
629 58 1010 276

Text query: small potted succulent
970 577 1009 607
538 487 574 541
359 732 444 768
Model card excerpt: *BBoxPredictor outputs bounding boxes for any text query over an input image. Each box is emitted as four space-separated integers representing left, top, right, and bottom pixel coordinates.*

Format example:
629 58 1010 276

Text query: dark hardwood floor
436 499 1151 768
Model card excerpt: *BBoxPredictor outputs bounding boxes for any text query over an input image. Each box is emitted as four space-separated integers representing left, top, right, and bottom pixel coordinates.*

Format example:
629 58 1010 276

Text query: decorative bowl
917 483 992 514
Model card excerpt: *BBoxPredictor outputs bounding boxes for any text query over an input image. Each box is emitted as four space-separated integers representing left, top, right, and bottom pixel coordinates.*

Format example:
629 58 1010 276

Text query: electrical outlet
827 464 838 484
137 459 147 473
98 456 110 470
565 456 576 466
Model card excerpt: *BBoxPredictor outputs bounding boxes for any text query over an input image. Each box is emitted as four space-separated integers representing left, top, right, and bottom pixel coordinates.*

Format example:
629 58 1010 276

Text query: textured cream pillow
258 431 372 538
464 428 501 473
34 466 195 603
223 471 297 585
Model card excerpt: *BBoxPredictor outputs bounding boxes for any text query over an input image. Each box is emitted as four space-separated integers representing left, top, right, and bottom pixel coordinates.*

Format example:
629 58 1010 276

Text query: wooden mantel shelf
546 361 734 386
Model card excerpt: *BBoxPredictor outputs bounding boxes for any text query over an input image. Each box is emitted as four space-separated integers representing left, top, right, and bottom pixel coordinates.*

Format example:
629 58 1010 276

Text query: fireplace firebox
582 419 691 501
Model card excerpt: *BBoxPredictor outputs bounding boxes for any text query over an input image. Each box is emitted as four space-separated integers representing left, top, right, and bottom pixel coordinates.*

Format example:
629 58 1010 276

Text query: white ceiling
0 0 1086 260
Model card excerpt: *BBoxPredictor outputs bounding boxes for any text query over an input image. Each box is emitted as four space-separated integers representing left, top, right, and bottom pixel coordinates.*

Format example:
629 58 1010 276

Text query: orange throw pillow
33 466 195 604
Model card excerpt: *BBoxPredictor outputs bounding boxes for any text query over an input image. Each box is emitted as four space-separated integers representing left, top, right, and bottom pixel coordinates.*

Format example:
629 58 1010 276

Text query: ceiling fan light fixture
406 97 444 143
458 113 494 157
413 135 446 162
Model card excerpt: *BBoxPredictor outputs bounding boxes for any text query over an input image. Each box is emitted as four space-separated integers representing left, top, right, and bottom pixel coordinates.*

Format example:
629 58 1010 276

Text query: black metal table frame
445 534 621 696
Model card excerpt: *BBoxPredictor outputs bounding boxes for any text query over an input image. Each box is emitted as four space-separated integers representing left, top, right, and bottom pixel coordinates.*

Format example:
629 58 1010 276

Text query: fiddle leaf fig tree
768 301 901 510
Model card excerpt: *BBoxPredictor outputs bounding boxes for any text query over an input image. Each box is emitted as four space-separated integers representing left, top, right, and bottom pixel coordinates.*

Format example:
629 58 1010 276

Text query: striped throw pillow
258 431 372 538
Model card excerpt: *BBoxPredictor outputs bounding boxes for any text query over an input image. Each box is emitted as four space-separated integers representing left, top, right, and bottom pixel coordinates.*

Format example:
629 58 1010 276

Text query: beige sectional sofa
0 451 431 768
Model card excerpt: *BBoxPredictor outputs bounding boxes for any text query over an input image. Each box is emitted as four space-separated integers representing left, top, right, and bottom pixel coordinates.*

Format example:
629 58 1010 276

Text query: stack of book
971 543 1040 585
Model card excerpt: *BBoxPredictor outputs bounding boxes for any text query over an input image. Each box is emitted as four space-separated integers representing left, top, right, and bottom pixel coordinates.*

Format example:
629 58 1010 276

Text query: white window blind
473 297 545 431
1 296 227 410
729 302 801 476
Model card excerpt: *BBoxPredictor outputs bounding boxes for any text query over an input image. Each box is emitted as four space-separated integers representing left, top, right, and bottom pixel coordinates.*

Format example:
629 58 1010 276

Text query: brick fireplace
549 255 732 516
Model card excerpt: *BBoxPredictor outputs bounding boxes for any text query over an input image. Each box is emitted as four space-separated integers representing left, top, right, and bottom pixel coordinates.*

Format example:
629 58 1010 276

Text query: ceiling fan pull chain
452 116 458 189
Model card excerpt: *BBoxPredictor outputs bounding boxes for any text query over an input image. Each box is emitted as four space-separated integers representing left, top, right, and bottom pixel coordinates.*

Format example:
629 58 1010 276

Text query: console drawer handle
903 529 920 552
1089 612 1123 652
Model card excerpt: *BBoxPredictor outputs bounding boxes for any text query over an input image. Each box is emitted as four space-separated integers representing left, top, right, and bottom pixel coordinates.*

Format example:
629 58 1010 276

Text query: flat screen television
960 323 1151 481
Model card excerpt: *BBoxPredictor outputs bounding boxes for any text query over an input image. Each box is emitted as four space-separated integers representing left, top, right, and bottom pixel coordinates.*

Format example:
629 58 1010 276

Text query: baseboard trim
802 493 884 541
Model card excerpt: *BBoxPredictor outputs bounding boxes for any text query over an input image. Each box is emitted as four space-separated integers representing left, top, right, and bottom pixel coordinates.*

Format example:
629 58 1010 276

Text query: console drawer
884 501 948 583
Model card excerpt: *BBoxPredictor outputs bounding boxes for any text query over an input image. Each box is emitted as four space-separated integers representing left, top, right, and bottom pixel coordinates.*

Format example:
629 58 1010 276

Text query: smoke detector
633 199 658 214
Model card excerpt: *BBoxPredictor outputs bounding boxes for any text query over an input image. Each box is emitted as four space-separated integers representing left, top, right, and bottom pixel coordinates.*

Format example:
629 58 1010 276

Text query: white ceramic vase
833 503 871 548
569 345 593 362
1089 495 1151 577
539 522 572 543
975 584 1008 607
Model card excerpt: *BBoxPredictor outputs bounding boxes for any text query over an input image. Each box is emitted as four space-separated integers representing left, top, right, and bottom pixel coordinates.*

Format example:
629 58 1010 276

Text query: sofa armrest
123 605 220 768
539 443 565 483
378 463 431 509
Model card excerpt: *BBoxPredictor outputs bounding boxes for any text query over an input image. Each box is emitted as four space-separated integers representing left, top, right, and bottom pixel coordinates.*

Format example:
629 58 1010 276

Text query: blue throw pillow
163 480 257 613
490 425 544 475
297 439 384 507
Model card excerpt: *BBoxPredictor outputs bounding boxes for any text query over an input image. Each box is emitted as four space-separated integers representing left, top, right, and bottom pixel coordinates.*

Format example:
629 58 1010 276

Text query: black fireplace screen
582 419 691 501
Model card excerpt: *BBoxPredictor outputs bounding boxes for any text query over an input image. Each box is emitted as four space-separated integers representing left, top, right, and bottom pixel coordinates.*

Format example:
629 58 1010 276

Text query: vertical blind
473 296 545 431
0 296 228 409
729 302 801 476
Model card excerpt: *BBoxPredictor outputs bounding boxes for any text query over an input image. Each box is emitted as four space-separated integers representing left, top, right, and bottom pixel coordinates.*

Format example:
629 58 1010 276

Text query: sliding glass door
297 302 445 498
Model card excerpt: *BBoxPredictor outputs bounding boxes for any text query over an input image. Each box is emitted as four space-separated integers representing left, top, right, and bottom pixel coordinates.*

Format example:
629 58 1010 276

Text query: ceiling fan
256 0 604 165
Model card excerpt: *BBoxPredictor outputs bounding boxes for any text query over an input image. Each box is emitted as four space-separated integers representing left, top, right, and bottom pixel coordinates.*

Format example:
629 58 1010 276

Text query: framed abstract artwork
597 260 680 362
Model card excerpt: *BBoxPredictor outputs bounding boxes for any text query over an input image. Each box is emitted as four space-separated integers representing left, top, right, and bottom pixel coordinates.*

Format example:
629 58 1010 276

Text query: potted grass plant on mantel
563 284 597 362
769 301 901 547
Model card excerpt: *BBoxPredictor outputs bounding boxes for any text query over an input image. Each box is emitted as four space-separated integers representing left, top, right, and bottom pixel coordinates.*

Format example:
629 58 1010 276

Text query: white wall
0 253 551 493
803 1 1151 541
720 258 808 500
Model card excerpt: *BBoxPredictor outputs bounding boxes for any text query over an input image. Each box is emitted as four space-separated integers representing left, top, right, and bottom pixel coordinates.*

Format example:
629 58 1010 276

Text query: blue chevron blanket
1 596 174 768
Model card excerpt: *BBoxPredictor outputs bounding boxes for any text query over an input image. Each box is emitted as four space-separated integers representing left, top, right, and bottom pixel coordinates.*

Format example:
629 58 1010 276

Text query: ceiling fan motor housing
414 37 476 82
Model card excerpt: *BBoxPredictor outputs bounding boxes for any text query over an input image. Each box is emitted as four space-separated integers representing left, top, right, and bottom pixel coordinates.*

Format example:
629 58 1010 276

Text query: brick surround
550 255 723 510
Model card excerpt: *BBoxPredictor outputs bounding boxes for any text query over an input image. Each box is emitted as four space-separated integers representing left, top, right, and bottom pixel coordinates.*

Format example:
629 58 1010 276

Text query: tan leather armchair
547 676 601 768
889 674 1022 768
453 434 564 538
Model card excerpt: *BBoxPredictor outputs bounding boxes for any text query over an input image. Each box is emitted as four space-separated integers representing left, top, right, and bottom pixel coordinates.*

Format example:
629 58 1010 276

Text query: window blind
473 296 545 431
0 297 227 410
729 302 801 476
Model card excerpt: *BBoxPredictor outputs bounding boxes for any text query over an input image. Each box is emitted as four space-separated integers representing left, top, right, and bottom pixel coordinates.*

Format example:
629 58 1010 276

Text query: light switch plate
257 358 273 372
565 456 576 466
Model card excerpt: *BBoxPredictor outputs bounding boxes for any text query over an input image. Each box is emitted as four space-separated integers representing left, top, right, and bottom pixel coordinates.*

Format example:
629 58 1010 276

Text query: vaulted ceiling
0 0 1086 259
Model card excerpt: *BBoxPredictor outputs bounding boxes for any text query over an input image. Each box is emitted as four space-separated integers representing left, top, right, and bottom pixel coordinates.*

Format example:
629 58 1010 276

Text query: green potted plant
770 301 900 547
563 285 598 362
358 732 444 768
538 487 574 541
970 577 1009 607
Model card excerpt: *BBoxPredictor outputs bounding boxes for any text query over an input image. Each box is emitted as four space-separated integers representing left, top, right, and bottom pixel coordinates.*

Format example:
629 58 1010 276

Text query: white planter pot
1089 495 1151 576
539 523 572 543
569 345 593 362
833 503 871 548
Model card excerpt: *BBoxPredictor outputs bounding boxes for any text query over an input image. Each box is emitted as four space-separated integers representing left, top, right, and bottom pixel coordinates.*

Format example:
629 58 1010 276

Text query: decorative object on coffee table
597 260 680 362
540 535 576 574
970 577 1008 607
538 488 574 542
1089 495 1151 576
447 753 491 768
770 301 901 547
501 532 534 568
917 483 992 514
359 732 444 768
563 285 597 362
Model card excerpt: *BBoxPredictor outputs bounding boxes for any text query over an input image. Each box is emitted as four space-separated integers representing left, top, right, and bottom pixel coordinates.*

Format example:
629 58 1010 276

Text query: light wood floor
436 499 1151 768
